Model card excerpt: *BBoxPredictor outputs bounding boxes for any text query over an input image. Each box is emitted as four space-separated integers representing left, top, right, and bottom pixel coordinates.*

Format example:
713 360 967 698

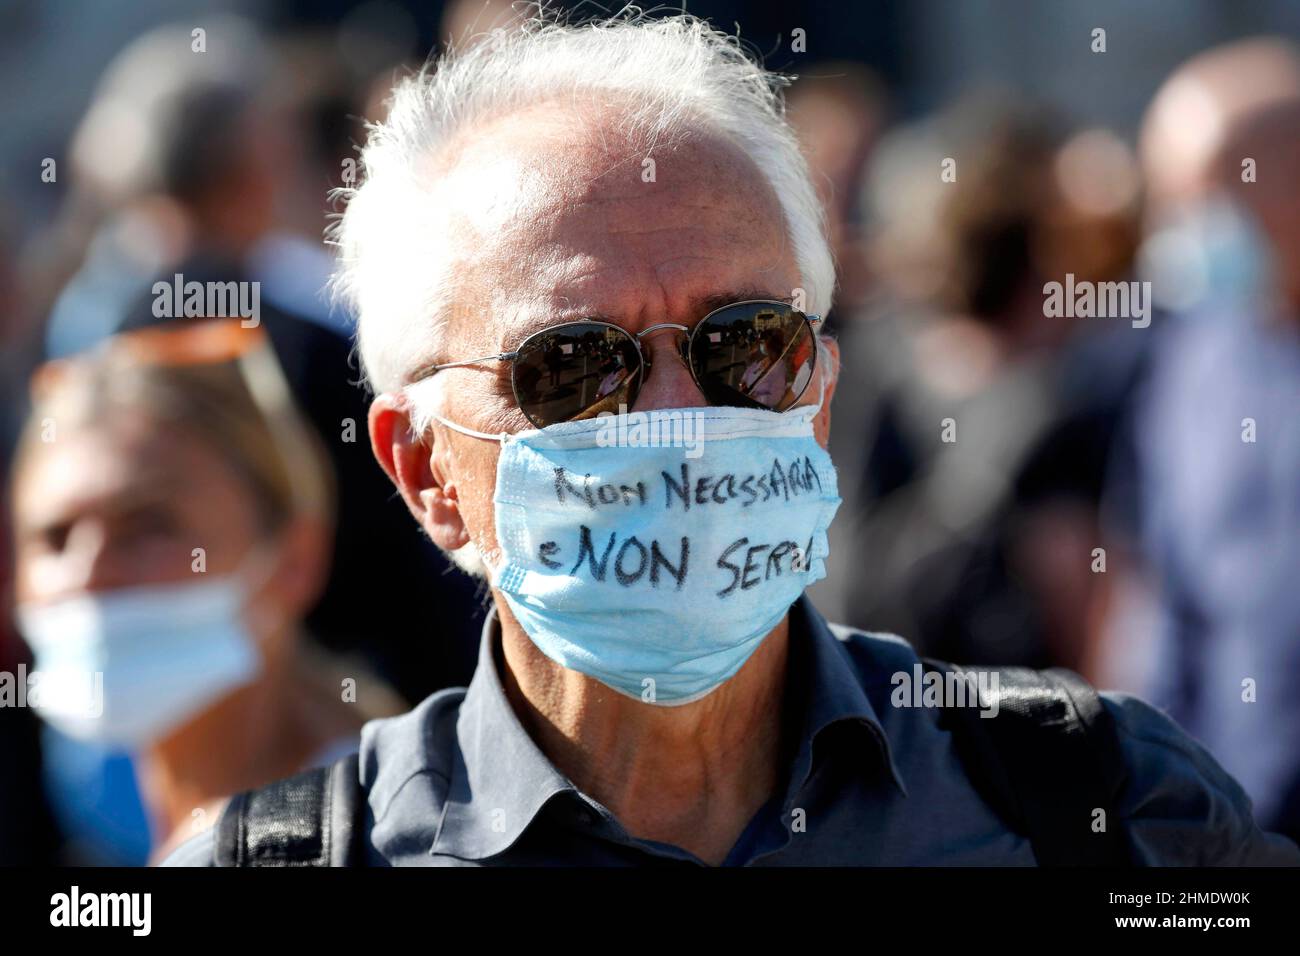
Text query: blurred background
1 0 1298 864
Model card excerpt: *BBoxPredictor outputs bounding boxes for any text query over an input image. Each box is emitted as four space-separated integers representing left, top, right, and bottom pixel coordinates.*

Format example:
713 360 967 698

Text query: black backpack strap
923 659 1131 866
214 751 365 867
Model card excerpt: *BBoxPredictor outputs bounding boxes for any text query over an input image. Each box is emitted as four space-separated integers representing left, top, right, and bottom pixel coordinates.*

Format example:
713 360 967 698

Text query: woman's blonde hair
14 319 333 534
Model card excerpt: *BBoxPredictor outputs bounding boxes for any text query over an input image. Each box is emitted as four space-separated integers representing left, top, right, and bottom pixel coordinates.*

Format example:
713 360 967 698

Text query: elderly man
165 13 1296 866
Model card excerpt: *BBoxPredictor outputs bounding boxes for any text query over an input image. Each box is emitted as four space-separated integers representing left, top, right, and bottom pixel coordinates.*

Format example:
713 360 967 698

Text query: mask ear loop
421 403 513 581
224 528 299 648
425 408 511 445
423 403 514 588
237 339 331 516
404 374 511 444
796 336 833 418
231 342 333 639
402 376 512 582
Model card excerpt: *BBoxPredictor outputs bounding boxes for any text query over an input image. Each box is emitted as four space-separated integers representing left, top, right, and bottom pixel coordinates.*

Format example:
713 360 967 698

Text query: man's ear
368 394 471 551
813 337 839 448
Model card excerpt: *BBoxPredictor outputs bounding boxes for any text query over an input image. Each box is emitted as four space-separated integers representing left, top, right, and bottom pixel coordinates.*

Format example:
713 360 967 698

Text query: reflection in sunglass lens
689 303 815 412
511 323 642 427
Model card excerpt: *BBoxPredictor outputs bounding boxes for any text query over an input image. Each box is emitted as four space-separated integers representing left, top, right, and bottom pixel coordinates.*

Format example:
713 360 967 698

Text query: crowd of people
1 5 1297 864
804 35 1300 845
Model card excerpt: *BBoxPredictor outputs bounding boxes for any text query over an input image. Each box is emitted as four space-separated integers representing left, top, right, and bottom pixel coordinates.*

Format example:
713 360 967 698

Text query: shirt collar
431 606 577 860
430 595 906 861
779 595 908 807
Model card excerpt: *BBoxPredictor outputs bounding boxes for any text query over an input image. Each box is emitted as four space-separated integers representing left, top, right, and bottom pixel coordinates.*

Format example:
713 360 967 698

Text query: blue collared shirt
164 596 1298 866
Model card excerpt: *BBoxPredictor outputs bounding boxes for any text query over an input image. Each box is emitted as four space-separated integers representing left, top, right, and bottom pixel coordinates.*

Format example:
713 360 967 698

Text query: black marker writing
662 458 823 511
566 526 689 589
716 536 810 596
555 467 647 509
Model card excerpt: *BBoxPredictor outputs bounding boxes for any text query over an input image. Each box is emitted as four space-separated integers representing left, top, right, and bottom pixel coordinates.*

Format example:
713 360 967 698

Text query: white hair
332 6 835 395
330 7 837 577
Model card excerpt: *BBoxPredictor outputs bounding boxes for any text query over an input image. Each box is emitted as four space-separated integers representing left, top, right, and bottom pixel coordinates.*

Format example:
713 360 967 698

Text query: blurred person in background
811 96 1145 676
39 16 485 704
44 15 274 360
785 63 888 323
246 32 374 338
1101 37 1300 842
0 197 64 866
9 319 405 863
0 476 61 867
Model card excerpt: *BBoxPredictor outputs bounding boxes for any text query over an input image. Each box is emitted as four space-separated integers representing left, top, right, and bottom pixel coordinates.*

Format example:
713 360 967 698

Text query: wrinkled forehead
430 104 793 349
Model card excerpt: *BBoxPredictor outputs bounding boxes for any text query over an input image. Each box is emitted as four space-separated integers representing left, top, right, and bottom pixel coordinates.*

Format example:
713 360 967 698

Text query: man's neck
495 599 791 865
491 606 785 868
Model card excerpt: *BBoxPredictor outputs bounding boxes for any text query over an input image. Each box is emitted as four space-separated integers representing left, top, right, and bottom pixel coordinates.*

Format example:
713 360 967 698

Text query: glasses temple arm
409 351 519 382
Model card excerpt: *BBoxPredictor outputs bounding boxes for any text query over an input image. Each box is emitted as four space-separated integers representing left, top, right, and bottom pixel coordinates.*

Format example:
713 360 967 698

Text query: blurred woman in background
810 96 1146 676
8 319 403 863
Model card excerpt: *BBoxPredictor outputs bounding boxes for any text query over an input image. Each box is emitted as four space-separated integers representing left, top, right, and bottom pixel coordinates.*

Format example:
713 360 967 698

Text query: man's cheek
462 455 505 562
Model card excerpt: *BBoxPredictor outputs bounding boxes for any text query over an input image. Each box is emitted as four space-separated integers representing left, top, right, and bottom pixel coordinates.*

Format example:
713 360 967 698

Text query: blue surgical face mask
16 552 271 748
1141 194 1280 317
421 375 841 705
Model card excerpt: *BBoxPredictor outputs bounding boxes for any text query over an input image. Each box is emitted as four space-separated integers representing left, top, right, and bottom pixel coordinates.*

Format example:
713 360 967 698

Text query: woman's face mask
16 549 275 749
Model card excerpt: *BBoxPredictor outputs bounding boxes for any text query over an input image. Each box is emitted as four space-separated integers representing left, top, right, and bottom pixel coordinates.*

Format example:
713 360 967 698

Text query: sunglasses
411 299 822 428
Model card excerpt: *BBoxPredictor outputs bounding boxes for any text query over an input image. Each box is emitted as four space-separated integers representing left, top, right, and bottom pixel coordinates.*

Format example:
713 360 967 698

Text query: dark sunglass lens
689 303 816 411
511 323 642 426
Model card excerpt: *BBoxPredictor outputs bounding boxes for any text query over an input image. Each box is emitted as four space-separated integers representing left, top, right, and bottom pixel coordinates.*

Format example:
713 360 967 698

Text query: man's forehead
440 108 778 231
436 105 793 345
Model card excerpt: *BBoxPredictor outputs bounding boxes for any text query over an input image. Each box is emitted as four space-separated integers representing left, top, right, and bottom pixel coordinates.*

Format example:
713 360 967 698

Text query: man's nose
632 331 703 412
